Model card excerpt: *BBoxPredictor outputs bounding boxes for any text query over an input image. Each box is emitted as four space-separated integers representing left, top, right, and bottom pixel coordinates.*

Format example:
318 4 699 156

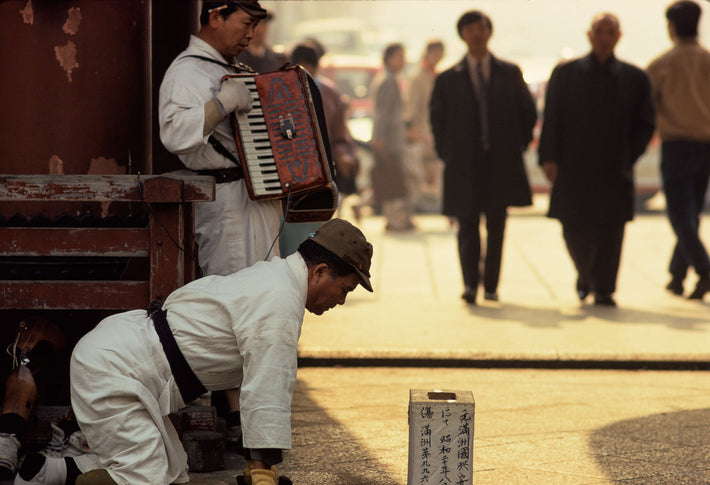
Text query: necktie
476 63 489 147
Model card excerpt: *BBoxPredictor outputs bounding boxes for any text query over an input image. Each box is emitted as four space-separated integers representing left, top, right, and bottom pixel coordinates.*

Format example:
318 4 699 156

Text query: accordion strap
178 54 255 73
207 135 241 167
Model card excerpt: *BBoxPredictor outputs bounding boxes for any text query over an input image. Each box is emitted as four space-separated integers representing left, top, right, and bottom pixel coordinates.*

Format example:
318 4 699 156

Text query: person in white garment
159 0 281 277
159 0 282 448
69 218 374 485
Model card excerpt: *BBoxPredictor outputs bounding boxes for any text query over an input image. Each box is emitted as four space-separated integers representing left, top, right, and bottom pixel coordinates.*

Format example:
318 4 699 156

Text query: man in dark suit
430 10 536 304
538 13 655 307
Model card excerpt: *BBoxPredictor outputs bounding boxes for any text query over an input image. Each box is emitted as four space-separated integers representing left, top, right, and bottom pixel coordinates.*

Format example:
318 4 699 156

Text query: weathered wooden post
408 389 475 485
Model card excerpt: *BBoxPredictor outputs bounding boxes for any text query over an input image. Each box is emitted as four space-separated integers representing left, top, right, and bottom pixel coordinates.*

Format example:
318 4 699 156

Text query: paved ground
301 201 710 365
191 200 710 485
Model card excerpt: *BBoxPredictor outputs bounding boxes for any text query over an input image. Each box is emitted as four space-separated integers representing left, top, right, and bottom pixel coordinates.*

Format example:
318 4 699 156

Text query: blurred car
319 54 379 125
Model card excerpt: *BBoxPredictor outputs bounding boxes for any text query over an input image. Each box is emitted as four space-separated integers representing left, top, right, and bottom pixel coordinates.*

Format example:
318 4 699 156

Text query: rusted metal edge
0 174 215 203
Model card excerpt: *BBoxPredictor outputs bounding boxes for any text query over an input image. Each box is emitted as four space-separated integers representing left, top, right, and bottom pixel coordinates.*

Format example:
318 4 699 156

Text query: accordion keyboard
236 76 282 197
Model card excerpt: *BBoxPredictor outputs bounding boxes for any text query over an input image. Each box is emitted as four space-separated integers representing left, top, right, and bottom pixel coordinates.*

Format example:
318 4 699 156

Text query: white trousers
70 311 188 485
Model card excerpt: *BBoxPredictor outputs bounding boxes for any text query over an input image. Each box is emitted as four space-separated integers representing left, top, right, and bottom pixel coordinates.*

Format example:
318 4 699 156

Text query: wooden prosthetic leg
0 316 65 479
0 363 37 479
1 364 37 422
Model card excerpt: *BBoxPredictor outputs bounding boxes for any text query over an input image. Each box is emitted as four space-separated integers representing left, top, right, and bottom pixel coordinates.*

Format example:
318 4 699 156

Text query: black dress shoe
688 274 710 300
665 278 684 296
461 287 477 304
576 278 589 301
594 294 616 307
484 291 499 301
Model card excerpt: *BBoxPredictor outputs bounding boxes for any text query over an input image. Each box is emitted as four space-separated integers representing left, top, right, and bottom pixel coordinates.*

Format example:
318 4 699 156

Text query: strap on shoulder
179 54 254 73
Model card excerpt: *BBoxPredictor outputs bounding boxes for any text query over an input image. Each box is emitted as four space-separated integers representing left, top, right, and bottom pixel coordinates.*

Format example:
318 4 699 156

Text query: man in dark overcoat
430 10 536 304
538 13 655 306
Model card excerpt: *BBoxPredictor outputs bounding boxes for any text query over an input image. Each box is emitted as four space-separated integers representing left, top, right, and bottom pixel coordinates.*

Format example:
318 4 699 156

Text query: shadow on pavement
590 408 710 484
589 302 710 331
465 303 585 328
280 378 402 485
189 377 402 485
466 301 710 331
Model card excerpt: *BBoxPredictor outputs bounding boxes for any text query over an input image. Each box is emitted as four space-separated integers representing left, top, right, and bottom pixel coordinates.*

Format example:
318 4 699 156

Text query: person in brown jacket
647 0 710 300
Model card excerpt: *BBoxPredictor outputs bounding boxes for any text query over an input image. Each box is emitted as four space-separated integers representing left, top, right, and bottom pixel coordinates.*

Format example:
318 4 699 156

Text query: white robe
70 253 308 484
158 35 281 276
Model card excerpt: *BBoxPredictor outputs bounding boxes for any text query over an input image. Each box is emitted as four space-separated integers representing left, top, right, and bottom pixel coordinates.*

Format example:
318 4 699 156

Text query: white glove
216 78 253 114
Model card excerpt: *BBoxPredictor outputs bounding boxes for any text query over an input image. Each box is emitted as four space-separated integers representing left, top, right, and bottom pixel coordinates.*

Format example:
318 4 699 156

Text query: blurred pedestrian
295 42 360 200
236 8 287 73
647 0 710 300
370 43 415 232
405 39 445 213
430 10 536 304
538 13 655 306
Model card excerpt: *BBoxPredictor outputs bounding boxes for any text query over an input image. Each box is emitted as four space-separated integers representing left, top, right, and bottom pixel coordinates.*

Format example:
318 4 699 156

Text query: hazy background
262 0 710 83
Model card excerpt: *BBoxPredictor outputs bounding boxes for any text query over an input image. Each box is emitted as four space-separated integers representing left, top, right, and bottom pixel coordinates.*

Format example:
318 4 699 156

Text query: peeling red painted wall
0 0 198 217
62 6 82 35
18 0 34 24
0 1 149 177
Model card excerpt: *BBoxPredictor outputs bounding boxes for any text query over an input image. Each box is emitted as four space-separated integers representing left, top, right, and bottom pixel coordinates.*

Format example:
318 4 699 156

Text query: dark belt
147 300 207 404
195 167 244 184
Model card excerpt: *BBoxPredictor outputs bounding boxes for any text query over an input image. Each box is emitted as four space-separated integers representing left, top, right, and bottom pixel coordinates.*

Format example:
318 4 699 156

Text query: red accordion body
223 66 334 202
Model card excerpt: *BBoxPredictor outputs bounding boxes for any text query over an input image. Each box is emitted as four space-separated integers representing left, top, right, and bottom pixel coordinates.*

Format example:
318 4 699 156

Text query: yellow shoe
249 466 279 485
237 461 256 485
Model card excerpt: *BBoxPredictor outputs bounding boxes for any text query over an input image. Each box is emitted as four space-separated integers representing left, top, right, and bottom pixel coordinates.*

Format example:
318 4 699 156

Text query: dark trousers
661 140 710 280
562 220 625 295
457 206 507 293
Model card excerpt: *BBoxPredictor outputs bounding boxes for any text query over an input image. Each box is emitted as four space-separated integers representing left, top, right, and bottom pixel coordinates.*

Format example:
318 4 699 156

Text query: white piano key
251 184 283 195
243 144 272 152
249 170 279 179
251 181 280 191
244 148 274 158
243 138 271 146
248 166 277 177
248 173 279 185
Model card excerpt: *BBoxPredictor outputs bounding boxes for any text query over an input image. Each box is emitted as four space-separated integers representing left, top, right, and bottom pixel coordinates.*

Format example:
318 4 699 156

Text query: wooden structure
0 174 214 310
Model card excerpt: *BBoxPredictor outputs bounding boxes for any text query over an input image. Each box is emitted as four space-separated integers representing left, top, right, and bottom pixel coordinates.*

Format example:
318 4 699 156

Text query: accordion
222 65 338 223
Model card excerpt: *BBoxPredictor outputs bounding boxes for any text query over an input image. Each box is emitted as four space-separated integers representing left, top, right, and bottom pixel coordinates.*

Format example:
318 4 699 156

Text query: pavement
191 196 710 485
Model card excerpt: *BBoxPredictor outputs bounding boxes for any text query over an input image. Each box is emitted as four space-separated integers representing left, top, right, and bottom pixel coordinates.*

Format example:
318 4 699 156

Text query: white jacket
158 35 281 276
70 253 308 484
